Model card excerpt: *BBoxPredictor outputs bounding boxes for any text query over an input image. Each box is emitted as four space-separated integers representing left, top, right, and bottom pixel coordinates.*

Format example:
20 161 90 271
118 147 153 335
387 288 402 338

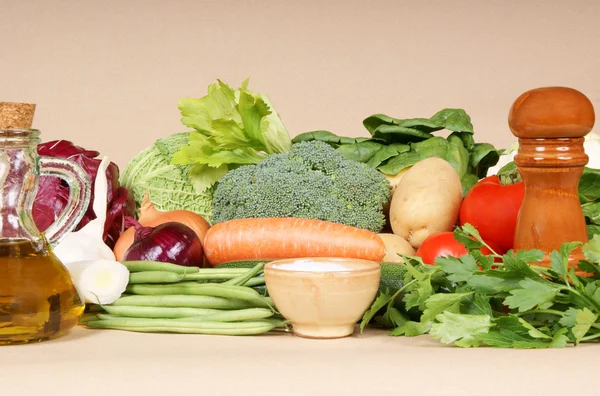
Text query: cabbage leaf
120 132 215 223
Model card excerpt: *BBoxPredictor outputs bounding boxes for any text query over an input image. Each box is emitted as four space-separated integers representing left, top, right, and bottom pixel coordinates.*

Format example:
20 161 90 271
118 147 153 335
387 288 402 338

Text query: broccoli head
211 140 391 232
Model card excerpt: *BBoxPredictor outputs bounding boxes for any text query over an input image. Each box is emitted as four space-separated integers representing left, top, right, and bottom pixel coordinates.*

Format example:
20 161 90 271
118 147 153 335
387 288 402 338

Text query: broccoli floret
211 141 391 232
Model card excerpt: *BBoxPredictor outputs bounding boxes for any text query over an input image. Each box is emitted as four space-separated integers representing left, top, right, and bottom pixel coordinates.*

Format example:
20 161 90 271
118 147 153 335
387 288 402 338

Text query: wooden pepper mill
509 87 595 268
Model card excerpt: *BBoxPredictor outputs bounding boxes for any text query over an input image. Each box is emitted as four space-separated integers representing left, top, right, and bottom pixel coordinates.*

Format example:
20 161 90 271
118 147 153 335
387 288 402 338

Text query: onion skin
114 193 210 261
123 222 204 267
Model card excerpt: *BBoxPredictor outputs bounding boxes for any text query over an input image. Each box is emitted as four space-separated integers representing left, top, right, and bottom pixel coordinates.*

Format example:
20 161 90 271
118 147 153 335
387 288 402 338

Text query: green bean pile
84 261 287 336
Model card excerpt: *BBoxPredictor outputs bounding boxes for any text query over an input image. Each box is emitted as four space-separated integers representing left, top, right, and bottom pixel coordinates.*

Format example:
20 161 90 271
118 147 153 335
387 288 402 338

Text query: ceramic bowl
264 257 381 339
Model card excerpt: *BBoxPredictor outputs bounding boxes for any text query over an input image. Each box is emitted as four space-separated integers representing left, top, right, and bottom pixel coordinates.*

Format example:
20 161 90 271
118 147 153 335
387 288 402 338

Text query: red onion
123 218 204 267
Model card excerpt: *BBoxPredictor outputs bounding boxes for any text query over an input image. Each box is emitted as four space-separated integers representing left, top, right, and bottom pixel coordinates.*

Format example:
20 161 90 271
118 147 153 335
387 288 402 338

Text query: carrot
203 218 386 266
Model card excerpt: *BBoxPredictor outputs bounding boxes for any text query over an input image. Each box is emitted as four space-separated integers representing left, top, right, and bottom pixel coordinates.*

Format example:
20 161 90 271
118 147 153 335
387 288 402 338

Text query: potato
381 167 413 232
384 167 412 199
389 157 463 249
377 233 415 263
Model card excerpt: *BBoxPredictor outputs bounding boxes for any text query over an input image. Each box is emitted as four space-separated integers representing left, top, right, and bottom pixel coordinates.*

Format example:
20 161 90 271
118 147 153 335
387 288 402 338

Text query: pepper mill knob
509 87 595 269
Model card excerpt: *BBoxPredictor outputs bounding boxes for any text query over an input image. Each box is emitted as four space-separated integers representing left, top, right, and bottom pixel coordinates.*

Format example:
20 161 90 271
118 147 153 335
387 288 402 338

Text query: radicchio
33 140 135 248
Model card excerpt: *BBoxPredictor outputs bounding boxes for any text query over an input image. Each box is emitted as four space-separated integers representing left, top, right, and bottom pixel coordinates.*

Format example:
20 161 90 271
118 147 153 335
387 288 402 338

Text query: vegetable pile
362 226 600 348
84 261 287 336
49 77 600 347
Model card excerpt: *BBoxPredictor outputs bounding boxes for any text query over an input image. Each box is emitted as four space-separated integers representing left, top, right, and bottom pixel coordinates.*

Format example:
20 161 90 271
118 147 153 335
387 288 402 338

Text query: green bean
85 304 105 313
86 318 281 335
122 260 200 274
129 271 183 284
262 296 275 306
223 262 266 286
79 313 100 323
243 277 266 287
174 308 273 322
86 322 278 335
182 270 249 282
101 305 221 319
126 283 264 303
96 314 125 321
110 295 255 309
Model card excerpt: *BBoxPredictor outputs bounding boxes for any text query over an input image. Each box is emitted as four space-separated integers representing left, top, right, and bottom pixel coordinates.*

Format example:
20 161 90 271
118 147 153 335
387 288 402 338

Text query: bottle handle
39 157 91 245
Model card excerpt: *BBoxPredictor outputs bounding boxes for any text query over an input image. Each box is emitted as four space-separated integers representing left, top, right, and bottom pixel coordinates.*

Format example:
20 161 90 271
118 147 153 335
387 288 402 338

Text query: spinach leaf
428 108 474 133
447 133 470 178
363 114 436 135
461 174 480 196
583 201 600 225
580 167 600 202
336 141 385 163
470 143 501 178
370 124 434 143
363 108 473 136
588 225 600 240
378 151 422 175
291 130 371 146
448 131 475 151
366 145 408 168
411 136 450 159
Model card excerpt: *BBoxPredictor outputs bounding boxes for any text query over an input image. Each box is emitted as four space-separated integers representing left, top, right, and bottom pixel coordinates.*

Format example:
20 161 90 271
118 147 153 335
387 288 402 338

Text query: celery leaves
172 79 291 193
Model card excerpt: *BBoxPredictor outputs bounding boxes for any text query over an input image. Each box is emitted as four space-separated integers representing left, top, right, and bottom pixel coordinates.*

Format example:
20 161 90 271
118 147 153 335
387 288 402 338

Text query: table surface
0 326 597 396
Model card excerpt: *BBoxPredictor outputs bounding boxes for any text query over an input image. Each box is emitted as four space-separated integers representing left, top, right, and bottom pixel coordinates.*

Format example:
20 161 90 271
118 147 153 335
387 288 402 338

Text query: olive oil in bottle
0 240 84 345
0 118 90 345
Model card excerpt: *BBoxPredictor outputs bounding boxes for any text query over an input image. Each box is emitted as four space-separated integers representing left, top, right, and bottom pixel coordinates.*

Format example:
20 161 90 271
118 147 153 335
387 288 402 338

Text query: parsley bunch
361 225 600 348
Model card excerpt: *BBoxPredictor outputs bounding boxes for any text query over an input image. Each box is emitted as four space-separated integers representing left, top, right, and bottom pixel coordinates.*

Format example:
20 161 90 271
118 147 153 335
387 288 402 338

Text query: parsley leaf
494 315 531 335
504 278 563 312
436 255 479 283
482 329 551 349
360 291 392 334
452 226 484 251
517 318 552 339
430 312 492 348
467 271 524 293
461 293 493 316
515 249 545 264
549 328 570 348
549 242 581 281
401 264 435 311
390 321 431 337
503 251 540 278
374 307 409 329
421 292 473 322
572 307 598 344
558 307 580 328
583 234 600 263
585 281 600 306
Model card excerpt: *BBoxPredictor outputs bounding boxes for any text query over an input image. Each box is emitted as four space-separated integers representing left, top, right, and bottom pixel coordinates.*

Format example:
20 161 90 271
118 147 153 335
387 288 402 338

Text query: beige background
0 0 599 167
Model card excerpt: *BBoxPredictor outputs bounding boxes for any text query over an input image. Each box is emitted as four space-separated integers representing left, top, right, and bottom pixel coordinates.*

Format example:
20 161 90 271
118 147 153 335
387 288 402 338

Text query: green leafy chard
360 224 600 349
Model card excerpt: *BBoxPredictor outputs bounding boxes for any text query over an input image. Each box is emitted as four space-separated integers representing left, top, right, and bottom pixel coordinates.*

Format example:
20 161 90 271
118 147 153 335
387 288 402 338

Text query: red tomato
416 232 499 265
459 175 524 254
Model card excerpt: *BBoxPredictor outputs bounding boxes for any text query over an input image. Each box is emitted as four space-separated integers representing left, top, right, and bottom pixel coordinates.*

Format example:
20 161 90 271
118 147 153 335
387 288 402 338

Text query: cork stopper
0 102 36 129
508 87 595 139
